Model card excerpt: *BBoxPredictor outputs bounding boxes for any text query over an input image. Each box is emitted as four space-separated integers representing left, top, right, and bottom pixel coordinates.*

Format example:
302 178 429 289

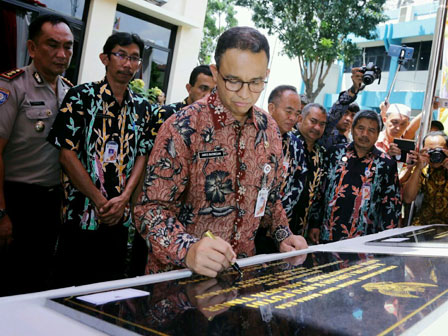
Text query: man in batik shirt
48 32 160 286
255 85 301 253
290 103 327 243
403 131 448 225
309 110 401 242
134 27 307 277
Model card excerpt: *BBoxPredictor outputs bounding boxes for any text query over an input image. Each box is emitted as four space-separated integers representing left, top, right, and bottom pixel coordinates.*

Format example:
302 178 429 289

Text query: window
399 41 432 71
114 6 177 93
344 46 391 73
35 0 87 20
0 0 89 84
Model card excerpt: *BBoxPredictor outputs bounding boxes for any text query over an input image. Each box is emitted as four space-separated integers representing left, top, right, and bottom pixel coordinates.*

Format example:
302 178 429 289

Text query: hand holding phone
393 138 416 162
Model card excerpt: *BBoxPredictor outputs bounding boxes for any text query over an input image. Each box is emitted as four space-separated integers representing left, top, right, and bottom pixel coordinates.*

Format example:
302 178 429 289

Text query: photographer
402 131 448 225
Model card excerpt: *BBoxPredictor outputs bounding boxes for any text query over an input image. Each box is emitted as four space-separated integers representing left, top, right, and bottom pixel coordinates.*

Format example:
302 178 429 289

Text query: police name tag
254 188 269 218
104 141 118 163
199 150 224 159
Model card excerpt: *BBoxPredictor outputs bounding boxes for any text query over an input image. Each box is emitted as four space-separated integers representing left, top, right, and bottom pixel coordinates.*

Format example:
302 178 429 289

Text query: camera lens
362 73 375 85
428 148 446 163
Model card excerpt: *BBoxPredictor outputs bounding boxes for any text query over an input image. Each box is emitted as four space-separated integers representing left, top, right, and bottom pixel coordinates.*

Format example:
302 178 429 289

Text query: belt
4 181 62 193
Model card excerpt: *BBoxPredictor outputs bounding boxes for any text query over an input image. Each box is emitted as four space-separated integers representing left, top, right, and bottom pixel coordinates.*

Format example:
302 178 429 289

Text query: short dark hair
352 110 383 132
214 26 270 68
431 120 445 131
348 102 360 113
423 131 448 147
268 85 297 104
28 14 72 42
189 65 212 86
302 103 326 118
103 32 144 57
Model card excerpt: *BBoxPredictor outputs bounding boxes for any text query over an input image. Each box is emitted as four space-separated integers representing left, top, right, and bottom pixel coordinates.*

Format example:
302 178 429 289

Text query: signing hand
185 235 236 278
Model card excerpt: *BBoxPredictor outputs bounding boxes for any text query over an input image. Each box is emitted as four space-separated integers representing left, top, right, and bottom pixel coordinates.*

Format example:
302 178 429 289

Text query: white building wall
78 0 208 103
78 0 118 84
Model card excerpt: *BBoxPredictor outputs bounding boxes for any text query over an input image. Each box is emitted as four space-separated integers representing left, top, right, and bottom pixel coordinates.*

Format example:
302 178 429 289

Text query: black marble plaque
366 225 448 248
49 252 448 336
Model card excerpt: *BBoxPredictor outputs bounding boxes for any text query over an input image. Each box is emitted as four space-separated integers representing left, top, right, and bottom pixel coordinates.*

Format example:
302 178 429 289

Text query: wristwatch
0 208 7 220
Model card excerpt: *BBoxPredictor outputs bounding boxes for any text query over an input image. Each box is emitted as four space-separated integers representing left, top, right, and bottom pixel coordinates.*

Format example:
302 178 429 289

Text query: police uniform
0 62 72 295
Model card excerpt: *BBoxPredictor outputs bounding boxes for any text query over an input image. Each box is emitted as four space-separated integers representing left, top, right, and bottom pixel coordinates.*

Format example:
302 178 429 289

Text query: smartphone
393 138 415 162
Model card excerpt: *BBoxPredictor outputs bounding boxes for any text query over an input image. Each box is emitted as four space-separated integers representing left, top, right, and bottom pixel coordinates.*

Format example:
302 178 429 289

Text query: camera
428 148 447 163
360 62 381 85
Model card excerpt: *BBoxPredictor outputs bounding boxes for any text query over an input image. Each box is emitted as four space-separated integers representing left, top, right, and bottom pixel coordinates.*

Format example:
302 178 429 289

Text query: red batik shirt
134 89 291 274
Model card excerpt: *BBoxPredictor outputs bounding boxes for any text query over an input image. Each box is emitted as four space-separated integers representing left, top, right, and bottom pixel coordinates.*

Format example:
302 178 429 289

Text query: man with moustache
134 27 307 277
0 14 74 295
48 32 159 286
290 103 327 243
309 110 401 242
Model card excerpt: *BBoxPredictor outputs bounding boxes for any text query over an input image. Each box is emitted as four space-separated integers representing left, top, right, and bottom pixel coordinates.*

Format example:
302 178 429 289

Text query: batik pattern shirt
309 143 401 242
413 166 448 225
154 97 188 123
284 131 325 237
133 90 291 274
318 90 357 150
48 77 160 230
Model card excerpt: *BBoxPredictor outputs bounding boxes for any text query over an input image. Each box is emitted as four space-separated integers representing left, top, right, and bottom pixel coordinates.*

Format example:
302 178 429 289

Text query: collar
295 129 321 153
376 131 391 149
98 77 134 107
347 142 381 159
207 88 262 131
28 62 46 87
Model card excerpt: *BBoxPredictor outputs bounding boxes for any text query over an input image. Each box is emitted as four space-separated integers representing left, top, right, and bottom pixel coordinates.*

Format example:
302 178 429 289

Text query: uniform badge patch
33 72 43 84
0 88 10 105
0 68 24 81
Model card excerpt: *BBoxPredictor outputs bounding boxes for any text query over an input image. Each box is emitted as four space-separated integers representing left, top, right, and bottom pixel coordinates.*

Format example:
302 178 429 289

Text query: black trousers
54 221 129 288
0 181 62 296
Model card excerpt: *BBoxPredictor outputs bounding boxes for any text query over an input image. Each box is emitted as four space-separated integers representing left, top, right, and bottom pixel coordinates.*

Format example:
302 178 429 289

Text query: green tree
237 0 387 101
199 0 238 64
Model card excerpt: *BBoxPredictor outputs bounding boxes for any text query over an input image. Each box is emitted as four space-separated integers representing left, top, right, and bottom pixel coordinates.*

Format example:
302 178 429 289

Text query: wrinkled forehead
386 112 410 123
424 135 447 148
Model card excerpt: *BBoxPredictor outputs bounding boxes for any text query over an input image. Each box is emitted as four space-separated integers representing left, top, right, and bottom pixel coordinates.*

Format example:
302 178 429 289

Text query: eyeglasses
109 52 142 65
218 71 267 93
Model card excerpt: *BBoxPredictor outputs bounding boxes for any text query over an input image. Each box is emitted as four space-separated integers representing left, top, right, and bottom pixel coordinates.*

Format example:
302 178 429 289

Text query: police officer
0 14 74 295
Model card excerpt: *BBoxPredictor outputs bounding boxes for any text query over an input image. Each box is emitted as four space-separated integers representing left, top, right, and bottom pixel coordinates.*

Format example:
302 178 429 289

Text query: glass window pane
115 10 171 49
38 0 86 20
417 41 432 71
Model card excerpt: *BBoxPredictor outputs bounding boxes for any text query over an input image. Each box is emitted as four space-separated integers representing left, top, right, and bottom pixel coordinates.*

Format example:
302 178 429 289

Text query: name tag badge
362 184 371 199
199 150 224 159
254 188 269 218
104 141 118 163
282 160 289 174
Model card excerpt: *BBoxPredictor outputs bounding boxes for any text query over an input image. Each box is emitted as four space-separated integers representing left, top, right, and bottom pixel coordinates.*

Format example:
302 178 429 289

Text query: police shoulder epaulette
0 68 25 81
60 76 74 87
